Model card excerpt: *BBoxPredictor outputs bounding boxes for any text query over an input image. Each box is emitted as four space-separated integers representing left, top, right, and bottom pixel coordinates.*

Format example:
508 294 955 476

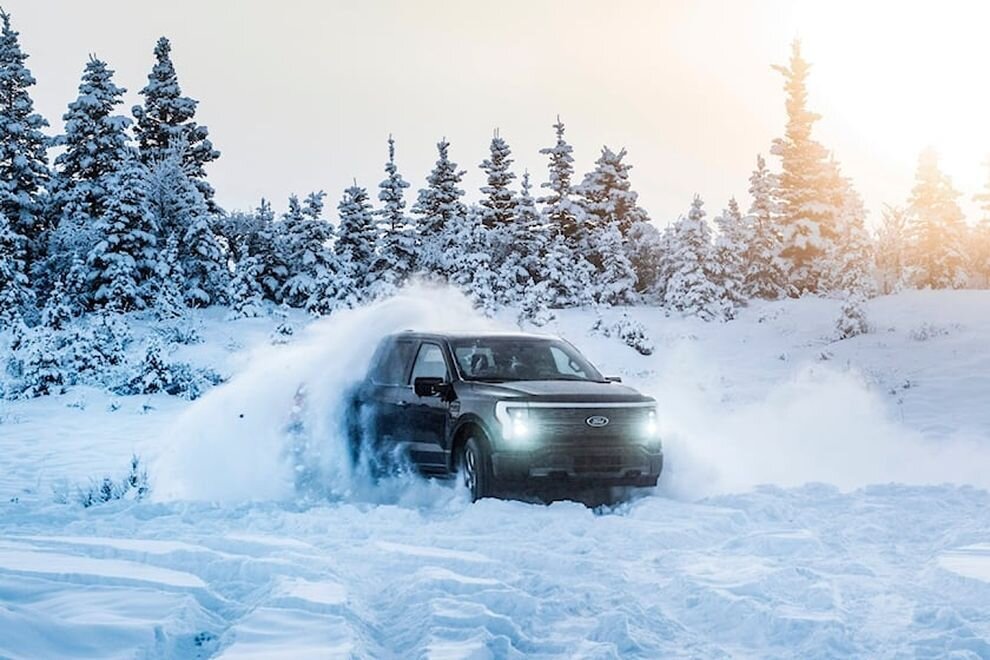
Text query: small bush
77 455 150 508
592 313 655 356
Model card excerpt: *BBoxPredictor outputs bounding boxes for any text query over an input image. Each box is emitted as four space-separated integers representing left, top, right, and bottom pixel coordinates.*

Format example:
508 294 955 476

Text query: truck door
403 342 451 472
366 338 418 460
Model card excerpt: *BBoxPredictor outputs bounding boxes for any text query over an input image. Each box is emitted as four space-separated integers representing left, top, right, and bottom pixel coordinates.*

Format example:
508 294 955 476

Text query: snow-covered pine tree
835 293 870 340
538 117 582 244
771 41 837 294
539 231 594 309
479 130 517 230
662 195 724 321
875 205 909 294
150 235 186 321
624 220 664 300
336 182 378 298
132 37 220 210
971 157 990 287
252 198 290 303
498 171 545 306
589 221 638 306
446 205 498 315
0 211 34 324
227 241 266 319
711 198 749 312
575 146 649 238
281 193 328 306
411 138 467 277
744 154 790 300
40 276 73 332
48 56 132 283
180 179 228 307
822 164 874 296
0 10 50 270
372 136 415 297
87 156 159 311
906 148 968 289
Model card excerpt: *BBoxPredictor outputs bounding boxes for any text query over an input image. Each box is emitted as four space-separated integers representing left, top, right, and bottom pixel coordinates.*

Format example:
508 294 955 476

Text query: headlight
642 408 661 446
495 402 532 444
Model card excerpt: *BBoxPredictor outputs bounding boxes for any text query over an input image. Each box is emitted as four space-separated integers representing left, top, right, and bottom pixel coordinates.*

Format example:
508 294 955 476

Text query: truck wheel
461 436 492 502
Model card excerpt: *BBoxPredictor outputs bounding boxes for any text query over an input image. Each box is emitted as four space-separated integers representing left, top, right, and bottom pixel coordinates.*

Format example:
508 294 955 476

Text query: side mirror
605 376 623 383
414 376 446 397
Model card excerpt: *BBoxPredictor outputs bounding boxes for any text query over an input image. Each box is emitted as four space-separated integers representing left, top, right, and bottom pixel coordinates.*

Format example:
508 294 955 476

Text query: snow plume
650 348 990 498
152 284 498 503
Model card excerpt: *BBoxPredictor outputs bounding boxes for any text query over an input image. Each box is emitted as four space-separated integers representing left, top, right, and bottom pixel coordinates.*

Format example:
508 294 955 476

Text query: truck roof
387 330 560 342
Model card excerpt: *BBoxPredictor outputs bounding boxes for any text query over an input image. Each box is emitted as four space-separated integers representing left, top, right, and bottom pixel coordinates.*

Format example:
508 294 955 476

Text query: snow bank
648 345 990 498
152 284 498 502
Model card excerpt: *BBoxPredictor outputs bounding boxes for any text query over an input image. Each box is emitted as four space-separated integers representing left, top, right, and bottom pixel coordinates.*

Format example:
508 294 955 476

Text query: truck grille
531 406 651 442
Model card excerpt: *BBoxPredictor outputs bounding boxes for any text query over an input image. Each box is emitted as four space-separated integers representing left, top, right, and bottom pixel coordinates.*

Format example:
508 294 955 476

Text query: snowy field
2 288 990 658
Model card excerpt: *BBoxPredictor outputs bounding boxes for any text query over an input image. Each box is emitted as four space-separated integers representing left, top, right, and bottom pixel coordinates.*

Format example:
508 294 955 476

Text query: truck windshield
450 338 605 383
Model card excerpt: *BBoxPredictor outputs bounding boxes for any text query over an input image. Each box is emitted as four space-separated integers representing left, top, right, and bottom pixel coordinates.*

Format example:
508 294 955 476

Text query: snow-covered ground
2 289 990 658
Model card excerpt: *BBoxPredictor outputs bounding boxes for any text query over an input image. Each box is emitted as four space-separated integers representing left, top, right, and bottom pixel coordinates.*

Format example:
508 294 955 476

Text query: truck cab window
410 343 448 382
372 340 417 385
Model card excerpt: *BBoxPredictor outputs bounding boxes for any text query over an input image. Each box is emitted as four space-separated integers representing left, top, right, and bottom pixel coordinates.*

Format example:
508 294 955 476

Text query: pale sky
6 0 990 226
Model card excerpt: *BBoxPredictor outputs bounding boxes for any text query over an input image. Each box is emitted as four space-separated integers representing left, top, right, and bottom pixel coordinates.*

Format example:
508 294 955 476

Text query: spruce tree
575 146 649 237
539 117 581 243
152 235 186 319
411 138 466 277
132 37 219 210
228 243 266 319
972 157 990 287
906 148 967 289
87 156 159 311
712 198 749 311
178 173 228 306
662 195 723 321
0 10 50 266
498 172 544 304
281 192 336 309
744 154 790 300
822 164 874 296
771 41 836 293
875 205 909 294
336 182 377 296
589 221 637 306
254 198 289 303
479 130 517 229
373 135 415 294
447 205 498 315
624 219 664 299
0 211 33 323
50 56 131 249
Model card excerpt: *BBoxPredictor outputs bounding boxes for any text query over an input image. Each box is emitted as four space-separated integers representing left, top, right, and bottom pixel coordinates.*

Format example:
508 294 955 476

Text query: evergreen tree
498 172 545 305
906 148 967 289
447 206 498 315
575 146 649 238
281 192 336 309
0 211 33 323
588 221 637 306
479 130 517 229
822 166 874 296
712 198 749 311
744 154 790 300
254 198 290 304
875 204 910 294
624 219 664 299
227 243 266 319
972 157 990 287
771 41 837 293
87 157 159 311
0 10 50 266
179 176 228 306
662 195 723 321
40 276 72 331
152 235 186 319
540 232 594 308
539 117 582 242
336 182 378 296
132 37 219 209
373 135 415 294
411 138 466 276
49 56 131 259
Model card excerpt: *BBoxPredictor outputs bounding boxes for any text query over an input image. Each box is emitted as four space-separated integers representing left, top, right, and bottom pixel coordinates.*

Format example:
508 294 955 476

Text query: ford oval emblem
586 415 610 428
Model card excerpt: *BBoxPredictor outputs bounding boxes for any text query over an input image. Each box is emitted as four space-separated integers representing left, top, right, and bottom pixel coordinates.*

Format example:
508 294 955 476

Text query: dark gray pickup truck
347 331 663 501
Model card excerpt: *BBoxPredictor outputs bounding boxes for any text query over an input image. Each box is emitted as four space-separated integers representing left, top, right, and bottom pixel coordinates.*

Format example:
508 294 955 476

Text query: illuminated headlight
642 408 661 446
495 402 533 444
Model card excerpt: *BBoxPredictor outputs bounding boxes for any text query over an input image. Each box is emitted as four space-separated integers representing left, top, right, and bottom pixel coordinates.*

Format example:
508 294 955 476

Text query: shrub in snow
270 304 295 344
76 455 149 508
908 322 957 342
114 337 222 400
592 313 655 356
19 331 66 397
155 321 202 346
835 295 870 340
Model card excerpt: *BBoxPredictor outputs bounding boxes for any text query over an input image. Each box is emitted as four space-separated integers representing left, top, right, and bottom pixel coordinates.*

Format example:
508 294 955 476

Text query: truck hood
465 379 653 403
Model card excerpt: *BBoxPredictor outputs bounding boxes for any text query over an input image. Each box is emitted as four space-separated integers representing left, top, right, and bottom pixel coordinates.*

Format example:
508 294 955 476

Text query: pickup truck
346 331 663 501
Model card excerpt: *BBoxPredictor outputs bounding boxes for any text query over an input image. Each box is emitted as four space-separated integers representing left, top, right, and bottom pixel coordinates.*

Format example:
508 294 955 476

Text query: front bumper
491 445 663 486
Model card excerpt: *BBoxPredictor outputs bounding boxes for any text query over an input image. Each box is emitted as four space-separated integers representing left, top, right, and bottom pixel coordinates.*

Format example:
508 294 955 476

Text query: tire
461 436 493 502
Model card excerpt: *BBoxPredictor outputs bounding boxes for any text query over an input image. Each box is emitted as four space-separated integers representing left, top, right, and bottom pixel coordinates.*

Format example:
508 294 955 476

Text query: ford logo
586 415 610 428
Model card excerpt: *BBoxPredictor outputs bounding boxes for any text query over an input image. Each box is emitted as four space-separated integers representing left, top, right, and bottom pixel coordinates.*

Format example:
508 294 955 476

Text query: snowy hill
1 288 989 658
